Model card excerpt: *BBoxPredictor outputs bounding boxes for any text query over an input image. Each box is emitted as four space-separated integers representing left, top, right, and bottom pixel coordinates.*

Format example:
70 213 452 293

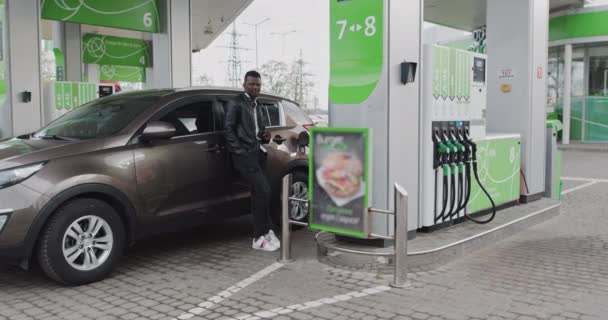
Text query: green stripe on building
550 11 608 41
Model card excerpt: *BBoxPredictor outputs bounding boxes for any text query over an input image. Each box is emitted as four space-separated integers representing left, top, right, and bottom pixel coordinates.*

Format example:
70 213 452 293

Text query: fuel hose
462 140 497 224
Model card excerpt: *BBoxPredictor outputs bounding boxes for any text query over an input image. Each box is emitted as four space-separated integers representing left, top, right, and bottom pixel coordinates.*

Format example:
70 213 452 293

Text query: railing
278 174 409 288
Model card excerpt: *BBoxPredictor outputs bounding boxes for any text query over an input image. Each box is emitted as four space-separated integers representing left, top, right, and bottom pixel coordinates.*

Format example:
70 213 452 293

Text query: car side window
159 100 215 137
282 100 312 125
257 102 281 128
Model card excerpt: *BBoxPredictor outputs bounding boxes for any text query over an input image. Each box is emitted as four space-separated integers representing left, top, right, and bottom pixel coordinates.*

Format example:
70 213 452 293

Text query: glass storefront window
589 46 608 97
586 45 608 141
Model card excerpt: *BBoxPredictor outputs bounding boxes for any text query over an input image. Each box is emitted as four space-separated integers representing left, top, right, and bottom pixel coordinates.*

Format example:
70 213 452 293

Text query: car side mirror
141 121 176 142
272 134 287 145
297 131 309 147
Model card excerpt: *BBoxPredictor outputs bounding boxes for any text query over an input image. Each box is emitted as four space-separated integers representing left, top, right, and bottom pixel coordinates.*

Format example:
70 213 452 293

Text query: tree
260 53 315 110
193 74 214 86
259 60 291 96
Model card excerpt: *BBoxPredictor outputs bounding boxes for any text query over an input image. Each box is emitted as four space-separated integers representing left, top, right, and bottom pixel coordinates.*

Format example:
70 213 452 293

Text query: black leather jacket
224 93 261 154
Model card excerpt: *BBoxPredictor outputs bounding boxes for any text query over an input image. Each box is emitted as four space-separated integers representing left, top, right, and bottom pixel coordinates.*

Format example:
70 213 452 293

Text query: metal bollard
392 183 409 288
279 175 294 263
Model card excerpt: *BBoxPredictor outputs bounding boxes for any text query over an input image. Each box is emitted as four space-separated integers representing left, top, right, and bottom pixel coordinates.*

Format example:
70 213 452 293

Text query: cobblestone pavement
1 149 608 320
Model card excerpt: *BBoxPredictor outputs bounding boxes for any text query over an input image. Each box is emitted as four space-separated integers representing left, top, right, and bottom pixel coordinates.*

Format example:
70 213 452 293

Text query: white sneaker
265 230 281 249
252 236 279 252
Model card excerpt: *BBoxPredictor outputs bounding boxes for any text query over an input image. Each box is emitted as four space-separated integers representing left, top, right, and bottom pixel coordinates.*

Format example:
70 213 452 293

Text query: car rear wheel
37 198 126 286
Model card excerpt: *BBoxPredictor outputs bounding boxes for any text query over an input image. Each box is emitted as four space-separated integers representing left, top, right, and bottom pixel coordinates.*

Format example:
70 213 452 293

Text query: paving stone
0 151 606 320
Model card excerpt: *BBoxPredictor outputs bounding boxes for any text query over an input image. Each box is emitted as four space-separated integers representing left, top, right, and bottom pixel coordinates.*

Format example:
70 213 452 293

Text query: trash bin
545 120 563 200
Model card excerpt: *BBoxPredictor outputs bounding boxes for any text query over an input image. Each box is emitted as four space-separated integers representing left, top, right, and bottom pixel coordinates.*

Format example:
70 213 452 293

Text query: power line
219 23 251 88
292 49 314 109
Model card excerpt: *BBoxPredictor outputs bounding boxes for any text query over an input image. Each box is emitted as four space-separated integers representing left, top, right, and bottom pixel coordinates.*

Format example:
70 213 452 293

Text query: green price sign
83 34 152 67
467 137 521 213
329 0 384 105
41 0 160 33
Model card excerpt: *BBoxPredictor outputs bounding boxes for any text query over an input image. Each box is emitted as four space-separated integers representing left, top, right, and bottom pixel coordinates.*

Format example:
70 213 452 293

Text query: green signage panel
83 34 151 67
55 82 98 111
309 127 370 239
41 0 160 33
54 82 64 109
71 83 80 107
100 65 146 83
467 137 521 213
63 83 72 110
432 46 473 101
329 0 383 105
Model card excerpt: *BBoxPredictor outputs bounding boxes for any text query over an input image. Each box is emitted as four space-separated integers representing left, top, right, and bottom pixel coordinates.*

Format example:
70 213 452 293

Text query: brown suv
0 88 312 285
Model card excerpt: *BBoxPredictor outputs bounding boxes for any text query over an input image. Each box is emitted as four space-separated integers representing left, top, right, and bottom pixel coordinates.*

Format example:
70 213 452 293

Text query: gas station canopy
424 0 585 31
191 0 254 51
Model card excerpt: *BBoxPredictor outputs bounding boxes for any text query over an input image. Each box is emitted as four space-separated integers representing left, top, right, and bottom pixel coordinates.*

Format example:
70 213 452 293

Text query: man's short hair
244 70 261 82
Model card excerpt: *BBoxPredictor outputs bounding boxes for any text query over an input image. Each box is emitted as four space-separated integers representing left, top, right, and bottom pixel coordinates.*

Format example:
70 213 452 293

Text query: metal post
279 175 294 263
563 44 573 145
392 184 409 288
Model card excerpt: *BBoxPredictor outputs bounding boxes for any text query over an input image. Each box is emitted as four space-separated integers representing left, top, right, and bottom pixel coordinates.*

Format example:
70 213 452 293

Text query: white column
563 44 572 145
86 64 99 84
7 0 43 136
486 0 549 199
150 0 192 88
64 22 82 82
387 0 423 232
52 21 65 54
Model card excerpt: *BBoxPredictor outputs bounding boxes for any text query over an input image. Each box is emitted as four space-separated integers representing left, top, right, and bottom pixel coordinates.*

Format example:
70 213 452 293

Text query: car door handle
207 145 222 153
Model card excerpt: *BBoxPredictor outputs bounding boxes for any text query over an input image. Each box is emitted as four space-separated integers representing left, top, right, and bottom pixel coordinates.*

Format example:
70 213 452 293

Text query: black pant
232 150 272 238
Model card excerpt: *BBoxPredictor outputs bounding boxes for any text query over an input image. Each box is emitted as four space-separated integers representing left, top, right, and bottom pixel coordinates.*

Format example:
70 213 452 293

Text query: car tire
37 198 126 286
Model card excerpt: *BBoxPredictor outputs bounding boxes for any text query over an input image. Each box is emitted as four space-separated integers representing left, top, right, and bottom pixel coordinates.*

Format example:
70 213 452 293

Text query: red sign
537 66 543 79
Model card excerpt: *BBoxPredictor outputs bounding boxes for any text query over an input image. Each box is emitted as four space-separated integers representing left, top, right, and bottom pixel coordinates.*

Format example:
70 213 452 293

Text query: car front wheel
37 198 126 286
288 171 309 223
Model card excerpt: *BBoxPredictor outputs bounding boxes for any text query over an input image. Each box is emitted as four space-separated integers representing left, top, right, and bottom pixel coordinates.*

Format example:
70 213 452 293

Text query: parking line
221 285 393 320
173 262 284 320
562 180 598 196
562 176 608 183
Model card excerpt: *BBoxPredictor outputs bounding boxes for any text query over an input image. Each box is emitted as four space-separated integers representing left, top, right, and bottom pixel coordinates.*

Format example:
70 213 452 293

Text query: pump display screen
473 57 486 83
99 85 113 97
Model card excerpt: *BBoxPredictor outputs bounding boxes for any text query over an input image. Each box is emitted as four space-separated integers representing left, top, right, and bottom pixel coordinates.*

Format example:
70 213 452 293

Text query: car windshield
33 95 160 140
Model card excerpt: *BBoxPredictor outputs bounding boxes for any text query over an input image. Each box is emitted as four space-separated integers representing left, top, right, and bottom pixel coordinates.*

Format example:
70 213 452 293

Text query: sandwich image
318 151 363 199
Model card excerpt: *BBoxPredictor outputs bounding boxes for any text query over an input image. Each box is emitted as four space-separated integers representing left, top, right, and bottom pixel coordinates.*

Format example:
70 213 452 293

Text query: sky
192 0 330 109
586 0 608 6
190 0 608 110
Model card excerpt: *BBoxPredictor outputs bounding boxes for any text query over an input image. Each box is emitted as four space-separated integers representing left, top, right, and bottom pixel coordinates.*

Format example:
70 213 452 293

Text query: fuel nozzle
437 129 451 176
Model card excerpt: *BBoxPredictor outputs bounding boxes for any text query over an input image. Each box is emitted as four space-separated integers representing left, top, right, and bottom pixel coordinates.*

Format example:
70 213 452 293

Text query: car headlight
0 163 46 190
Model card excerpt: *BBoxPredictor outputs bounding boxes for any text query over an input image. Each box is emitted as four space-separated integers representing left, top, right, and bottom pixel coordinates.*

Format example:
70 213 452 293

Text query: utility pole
271 30 298 58
245 18 270 69
220 23 250 88
292 49 314 110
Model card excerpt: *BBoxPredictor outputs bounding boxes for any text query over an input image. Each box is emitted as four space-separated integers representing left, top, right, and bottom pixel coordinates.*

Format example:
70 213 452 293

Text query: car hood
0 138 106 171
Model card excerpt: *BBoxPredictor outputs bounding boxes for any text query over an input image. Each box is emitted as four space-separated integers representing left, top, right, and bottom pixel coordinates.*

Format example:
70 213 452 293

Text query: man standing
224 71 281 251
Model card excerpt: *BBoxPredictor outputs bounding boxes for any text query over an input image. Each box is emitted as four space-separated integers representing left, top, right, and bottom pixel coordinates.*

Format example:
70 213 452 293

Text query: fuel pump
422 44 498 230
